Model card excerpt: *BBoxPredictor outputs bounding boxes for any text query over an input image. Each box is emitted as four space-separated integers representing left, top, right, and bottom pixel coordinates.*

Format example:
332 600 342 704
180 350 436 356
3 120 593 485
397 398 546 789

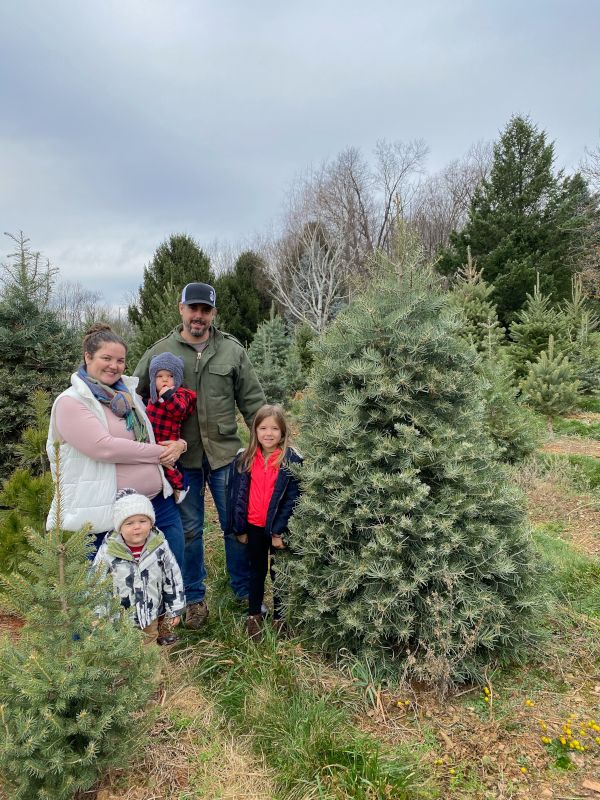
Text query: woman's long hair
239 404 291 472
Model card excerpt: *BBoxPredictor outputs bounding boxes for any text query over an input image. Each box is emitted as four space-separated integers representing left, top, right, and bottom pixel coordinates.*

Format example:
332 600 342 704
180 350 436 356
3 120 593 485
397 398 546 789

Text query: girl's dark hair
82 323 128 362
239 404 290 472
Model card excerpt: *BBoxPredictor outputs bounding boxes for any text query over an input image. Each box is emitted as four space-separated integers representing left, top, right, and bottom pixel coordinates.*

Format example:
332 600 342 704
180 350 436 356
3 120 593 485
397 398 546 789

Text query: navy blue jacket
225 447 302 539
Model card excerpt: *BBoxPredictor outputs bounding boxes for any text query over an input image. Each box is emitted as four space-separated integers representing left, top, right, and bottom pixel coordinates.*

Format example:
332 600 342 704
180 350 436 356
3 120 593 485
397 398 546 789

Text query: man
134 282 266 629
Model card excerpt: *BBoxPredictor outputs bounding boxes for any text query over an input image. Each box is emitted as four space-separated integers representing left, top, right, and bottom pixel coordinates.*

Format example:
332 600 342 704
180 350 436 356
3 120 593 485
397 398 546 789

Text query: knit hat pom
149 353 185 402
113 488 155 533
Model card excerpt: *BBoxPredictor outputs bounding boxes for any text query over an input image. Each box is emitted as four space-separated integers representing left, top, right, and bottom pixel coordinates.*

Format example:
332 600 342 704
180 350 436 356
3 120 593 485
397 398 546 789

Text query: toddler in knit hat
145 353 197 503
92 489 186 646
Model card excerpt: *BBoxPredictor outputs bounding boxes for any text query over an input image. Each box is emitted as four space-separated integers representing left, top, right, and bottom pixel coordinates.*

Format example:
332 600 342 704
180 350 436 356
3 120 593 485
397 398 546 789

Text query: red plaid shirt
146 387 197 491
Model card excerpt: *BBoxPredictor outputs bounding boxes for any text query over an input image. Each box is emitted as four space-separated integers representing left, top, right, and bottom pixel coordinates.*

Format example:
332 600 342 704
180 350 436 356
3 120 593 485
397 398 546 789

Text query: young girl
225 404 302 638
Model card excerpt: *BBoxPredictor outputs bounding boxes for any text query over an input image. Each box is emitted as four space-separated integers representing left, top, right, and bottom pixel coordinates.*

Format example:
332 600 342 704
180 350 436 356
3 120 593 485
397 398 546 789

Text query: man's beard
185 319 208 338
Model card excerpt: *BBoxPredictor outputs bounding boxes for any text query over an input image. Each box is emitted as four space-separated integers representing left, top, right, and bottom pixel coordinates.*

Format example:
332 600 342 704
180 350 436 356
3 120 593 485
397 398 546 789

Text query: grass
533 525 600 618
180 522 430 800
565 453 600 490
576 394 600 413
553 415 600 439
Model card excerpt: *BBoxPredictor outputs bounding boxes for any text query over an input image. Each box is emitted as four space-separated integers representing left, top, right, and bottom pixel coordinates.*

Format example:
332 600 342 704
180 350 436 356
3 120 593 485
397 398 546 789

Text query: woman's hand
158 439 187 466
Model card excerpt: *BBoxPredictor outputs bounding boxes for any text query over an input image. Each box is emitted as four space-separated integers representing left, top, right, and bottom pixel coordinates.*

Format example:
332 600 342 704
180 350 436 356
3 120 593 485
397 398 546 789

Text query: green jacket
134 326 266 470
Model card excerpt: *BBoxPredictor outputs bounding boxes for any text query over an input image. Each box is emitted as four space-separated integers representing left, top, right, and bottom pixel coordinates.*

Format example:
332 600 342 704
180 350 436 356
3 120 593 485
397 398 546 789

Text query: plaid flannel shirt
146 387 197 490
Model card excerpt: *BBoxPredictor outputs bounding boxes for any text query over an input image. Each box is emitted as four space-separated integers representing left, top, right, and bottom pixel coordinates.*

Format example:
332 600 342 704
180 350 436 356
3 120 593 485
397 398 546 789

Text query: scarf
77 366 149 443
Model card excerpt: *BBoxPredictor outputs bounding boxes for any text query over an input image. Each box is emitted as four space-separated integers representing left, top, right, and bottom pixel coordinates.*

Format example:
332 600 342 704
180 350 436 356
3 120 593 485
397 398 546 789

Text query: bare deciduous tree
51 280 102 329
410 141 492 259
265 224 348 334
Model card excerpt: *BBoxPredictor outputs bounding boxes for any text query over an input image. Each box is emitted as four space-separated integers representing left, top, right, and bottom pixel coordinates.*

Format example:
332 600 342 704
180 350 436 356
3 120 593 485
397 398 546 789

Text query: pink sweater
55 396 164 499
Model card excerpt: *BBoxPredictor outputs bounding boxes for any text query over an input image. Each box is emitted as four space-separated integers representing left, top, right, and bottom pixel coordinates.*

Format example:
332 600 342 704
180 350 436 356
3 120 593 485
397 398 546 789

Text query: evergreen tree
480 359 540 463
127 234 214 362
214 250 271 345
440 116 596 322
0 234 78 478
521 335 579 430
283 268 540 686
294 321 317 373
561 276 600 394
248 309 292 405
283 337 306 400
0 391 53 578
447 247 505 354
0 449 158 799
507 278 568 379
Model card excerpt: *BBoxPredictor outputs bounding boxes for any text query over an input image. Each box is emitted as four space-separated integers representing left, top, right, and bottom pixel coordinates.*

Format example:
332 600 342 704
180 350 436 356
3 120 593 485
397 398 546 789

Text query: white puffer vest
46 373 172 533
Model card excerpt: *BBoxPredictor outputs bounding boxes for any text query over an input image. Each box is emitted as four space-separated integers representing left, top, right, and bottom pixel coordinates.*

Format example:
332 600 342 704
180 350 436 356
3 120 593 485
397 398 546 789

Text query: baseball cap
180 282 217 308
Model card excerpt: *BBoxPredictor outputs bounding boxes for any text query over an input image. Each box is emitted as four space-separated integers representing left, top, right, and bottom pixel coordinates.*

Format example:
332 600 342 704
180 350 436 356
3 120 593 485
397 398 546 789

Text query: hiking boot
246 614 263 640
157 615 179 646
185 601 209 630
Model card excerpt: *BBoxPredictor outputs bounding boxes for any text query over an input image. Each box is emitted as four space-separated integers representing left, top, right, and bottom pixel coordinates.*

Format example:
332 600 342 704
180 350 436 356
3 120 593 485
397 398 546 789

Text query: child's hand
237 533 248 544
170 616 181 627
158 385 171 397
271 535 285 550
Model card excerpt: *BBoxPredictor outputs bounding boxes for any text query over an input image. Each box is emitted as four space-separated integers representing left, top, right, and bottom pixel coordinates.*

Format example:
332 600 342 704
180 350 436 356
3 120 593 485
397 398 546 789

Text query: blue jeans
151 492 185 571
179 457 249 604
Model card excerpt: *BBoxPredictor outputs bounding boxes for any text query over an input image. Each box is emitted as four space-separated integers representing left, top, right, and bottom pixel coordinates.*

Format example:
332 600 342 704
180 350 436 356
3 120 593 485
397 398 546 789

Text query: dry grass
92 656 276 800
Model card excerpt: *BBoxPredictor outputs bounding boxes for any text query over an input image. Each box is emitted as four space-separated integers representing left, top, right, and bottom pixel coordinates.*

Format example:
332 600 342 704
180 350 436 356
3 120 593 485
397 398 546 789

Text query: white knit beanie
113 488 155 533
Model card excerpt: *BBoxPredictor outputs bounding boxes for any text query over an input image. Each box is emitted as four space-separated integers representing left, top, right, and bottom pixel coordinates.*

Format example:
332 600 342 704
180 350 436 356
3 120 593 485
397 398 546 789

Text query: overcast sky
1 0 598 308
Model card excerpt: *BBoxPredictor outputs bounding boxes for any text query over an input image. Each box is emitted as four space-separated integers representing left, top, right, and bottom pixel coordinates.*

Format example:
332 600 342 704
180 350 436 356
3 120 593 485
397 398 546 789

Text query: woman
46 324 186 568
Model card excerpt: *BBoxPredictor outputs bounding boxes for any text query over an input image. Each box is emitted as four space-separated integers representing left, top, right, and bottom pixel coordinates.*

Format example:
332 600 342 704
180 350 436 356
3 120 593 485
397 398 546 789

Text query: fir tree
507 278 568 379
439 116 596 322
447 247 505 354
283 268 541 687
215 250 271 345
248 308 292 405
521 335 579 430
0 233 78 478
294 321 317 373
127 234 214 363
0 448 158 800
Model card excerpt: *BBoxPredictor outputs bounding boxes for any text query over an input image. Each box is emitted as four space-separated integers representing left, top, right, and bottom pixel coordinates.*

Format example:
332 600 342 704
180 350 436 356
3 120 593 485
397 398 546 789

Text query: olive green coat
133 326 266 470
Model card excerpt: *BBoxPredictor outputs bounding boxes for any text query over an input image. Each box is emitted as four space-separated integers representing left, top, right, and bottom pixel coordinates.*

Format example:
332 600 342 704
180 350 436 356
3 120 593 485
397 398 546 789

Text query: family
46 282 302 643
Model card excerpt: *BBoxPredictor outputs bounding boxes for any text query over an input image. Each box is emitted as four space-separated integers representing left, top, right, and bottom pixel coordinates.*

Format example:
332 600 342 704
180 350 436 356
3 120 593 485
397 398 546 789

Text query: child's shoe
246 614 264 640
157 616 178 646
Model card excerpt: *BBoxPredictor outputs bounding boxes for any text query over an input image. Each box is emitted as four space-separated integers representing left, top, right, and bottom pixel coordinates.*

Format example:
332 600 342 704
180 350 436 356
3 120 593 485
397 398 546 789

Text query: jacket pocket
218 421 238 436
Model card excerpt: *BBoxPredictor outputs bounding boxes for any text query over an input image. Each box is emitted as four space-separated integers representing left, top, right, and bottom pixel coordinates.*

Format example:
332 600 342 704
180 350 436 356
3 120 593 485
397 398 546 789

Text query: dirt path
542 436 600 458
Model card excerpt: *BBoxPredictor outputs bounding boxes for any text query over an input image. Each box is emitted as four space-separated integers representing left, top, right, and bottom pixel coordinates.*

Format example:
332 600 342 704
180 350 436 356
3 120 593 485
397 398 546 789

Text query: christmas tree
0 448 158 799
283 267 540 687
447 248 505 355
507 278 567 379
521 335 579 431
248 308 297 405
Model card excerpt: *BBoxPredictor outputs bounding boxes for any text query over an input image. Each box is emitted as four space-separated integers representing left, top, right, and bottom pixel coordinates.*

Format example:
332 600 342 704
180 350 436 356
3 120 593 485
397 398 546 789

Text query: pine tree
447 247 505 354
294 321 317 373
128 233 214 327
521 335 579 430
282 268 540 687
0 448 158 800
248 309 292 405
0 233 79 478
0 391 53 578
507 278 568 379
214 250 271 345
561 276 600 394
127 234 214 363
480 359 540 463
439 116 596 322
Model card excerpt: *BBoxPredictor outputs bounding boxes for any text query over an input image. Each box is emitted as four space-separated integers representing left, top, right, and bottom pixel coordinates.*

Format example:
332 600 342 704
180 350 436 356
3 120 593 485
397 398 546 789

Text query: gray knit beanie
113 488 155 533
149 353 185 402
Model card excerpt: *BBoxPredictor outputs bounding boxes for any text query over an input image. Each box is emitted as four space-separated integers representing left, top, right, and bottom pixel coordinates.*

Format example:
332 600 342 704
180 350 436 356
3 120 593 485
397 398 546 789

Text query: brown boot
246 614 263 640
185 601 209 630
157 615 178 646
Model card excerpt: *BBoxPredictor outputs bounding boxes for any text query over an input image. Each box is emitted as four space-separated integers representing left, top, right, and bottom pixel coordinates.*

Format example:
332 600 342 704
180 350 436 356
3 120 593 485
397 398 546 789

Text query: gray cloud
1 0 598 305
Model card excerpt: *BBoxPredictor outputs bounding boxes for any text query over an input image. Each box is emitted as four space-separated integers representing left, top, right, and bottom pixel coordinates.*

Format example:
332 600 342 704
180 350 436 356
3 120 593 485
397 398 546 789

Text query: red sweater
247 450 282 527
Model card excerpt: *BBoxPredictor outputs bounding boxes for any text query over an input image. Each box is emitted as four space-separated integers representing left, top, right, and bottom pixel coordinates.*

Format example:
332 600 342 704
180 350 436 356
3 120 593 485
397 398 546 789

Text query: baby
145 353 197 502
92 489 186 645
